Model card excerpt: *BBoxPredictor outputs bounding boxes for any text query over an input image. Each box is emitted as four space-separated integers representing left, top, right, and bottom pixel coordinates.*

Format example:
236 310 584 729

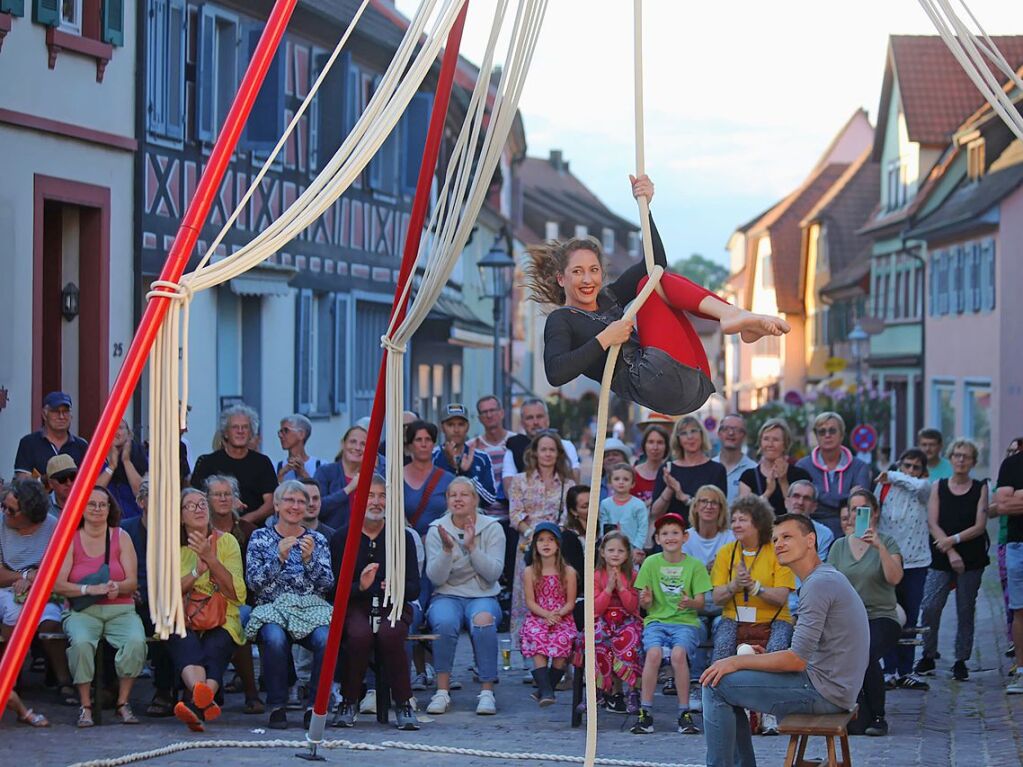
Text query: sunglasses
899 461 923 472
52 474 77 485
816 427 840 436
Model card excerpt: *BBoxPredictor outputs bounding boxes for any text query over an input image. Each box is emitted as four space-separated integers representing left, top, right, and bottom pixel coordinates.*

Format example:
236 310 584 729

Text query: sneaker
952 660 969 681
677 711 701 734
1006 673 1023 694
1007 643 1016 658
895 674 930 691
267 707 288 730
914 657 936 676
604 693 628 714
394 701 420 731
688 690 703 713
476 689 497 715
661 678 677 696
631 708 654 735
330 701 356 728
411 672 428 691
864 716 889 736
883 673 897 690
426 690 450 715
760 713 779 736
359 689 377 714
626 690 641 715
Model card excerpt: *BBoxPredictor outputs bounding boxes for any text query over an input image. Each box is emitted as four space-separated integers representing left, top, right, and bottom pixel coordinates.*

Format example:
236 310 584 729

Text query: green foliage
546 393 598 442
669 254 729 292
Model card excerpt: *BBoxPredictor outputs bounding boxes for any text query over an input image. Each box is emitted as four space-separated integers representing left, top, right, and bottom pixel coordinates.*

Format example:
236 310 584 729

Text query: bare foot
720 311 790 343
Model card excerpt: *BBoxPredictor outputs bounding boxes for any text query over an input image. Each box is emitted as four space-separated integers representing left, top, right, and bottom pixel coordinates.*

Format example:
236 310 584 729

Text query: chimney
549 149 564 172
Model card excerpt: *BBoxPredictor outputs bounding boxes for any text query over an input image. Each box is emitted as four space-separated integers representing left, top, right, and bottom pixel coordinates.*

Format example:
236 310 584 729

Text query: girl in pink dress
593 531 644 714
519 522 577 706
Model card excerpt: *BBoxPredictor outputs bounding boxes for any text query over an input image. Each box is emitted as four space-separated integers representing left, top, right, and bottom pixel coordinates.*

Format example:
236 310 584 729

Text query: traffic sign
850 423 878 452
825 357 847 373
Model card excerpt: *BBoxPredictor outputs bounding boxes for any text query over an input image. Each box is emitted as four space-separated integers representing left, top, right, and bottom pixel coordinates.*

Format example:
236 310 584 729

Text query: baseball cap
441 404 469 423
43 391 73 409
46 454 78 480
654 512 688 532
533 521 562 543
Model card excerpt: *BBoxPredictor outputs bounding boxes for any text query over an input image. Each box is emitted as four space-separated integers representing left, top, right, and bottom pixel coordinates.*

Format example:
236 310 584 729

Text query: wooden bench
779 711 854 767
374 632 438 724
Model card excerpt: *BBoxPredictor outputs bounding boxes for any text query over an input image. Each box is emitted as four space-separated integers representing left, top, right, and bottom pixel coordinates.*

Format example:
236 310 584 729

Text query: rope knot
380 335 407 355
146 279 194 303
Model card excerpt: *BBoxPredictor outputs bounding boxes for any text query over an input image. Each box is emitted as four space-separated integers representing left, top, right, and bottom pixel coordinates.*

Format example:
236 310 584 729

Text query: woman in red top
633 424 669 506
54 486 147 727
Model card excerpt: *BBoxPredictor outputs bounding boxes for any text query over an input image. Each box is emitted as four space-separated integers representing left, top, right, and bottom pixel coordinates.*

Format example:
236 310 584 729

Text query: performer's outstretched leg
637 276 711 376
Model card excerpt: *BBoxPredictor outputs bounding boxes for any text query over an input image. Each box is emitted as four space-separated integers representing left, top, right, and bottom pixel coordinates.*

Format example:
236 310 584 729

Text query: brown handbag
184 534 228 632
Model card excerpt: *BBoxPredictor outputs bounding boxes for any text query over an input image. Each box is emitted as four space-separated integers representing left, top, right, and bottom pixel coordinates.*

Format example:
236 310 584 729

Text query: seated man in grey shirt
700 513 869 767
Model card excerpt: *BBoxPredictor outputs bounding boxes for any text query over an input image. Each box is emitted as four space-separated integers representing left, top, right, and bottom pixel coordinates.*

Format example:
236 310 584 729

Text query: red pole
0 0 299 710
310 1 469 721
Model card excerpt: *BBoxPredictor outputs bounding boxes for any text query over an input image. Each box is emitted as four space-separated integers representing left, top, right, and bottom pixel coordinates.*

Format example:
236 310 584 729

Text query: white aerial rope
382 0 549 624
581 3 665 765
144 0 470 638
917 0 1023 142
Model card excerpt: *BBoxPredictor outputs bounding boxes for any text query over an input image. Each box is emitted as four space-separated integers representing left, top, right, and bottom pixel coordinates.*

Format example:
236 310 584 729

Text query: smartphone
854 506 871 537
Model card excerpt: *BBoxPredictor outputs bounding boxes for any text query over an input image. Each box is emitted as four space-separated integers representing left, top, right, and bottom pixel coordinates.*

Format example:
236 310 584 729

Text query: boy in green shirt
631 513 712 735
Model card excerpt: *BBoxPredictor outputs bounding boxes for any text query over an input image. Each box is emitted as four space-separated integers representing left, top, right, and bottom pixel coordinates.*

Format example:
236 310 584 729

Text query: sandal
173 701 205 732
115 702 140 725
18 709 50 728
224 675 245 695
58 684 79 706
145 693 175 717
243 697 265 715
77 705 94 728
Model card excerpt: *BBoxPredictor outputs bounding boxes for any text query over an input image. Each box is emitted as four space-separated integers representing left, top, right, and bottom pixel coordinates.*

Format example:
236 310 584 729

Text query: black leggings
861 617 901 720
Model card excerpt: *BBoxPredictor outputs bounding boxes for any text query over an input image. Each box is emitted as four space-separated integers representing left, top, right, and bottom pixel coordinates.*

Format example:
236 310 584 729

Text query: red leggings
636 273 729 378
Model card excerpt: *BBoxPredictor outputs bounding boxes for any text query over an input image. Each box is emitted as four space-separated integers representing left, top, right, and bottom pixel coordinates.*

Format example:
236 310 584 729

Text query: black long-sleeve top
544 220 668 387
329 525 421 605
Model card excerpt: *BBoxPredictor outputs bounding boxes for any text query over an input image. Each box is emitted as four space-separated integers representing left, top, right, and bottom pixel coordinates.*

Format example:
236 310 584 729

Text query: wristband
190 567 199 578
80 584 89 595
953 533 961 545
751 580 762 597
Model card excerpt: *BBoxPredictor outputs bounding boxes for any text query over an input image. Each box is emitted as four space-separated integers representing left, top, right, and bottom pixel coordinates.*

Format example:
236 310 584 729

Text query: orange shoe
174 701 205 732
193 681 215 709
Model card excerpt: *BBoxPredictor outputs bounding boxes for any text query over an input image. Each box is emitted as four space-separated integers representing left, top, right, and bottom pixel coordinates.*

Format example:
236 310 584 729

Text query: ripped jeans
427 595 502 683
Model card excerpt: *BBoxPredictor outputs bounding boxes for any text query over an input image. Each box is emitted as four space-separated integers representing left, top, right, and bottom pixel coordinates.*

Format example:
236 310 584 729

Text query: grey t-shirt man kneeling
700 514 869 767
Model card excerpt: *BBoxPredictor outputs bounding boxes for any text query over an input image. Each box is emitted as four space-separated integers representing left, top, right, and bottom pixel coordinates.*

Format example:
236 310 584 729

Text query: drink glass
499 638 513 671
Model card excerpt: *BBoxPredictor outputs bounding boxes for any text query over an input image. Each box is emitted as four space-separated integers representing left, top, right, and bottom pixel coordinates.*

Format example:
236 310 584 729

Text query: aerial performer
528 175 790 415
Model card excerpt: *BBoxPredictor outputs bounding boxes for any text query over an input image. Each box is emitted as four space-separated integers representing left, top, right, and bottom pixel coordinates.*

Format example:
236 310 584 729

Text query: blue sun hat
532 521 562 543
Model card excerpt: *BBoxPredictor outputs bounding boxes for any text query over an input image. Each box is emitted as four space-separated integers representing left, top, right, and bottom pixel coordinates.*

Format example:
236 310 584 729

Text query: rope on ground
67 737 704 767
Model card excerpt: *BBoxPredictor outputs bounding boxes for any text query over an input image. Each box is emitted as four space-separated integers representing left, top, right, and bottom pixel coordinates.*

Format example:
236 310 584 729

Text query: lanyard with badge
728 543 762 623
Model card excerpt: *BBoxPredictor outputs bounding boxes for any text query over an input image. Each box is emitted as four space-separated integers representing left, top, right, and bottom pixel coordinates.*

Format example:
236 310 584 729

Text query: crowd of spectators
2 388 1021 754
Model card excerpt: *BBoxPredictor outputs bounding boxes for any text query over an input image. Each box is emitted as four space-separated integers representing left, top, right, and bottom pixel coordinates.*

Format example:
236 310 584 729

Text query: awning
228 261 297 297
428 292 494 336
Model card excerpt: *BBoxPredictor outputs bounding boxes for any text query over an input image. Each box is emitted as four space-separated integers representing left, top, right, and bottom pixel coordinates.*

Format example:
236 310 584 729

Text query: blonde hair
692 484 729 532
597 530 634 575
523 236 606 307
945 438 979 463
670 415 711 459
813 411 846 436
758 417 793 452
446 476 480 507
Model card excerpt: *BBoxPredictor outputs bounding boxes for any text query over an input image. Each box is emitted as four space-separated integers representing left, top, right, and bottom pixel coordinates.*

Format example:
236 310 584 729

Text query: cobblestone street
4 564 1021 767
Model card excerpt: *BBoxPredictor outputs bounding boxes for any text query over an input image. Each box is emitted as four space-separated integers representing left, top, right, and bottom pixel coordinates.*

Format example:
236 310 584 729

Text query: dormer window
886 157 909 211
967 138 985 182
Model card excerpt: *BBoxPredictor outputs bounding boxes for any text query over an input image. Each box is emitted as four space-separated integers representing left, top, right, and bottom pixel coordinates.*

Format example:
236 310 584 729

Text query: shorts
642 621 702 657
0 587 62 626
1005 542 1023 610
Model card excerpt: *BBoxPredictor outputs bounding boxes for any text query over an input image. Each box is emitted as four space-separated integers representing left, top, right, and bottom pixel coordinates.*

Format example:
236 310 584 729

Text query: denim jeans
427 595 501 683
702 670 845 767
883 565 927 676
258 623 329 708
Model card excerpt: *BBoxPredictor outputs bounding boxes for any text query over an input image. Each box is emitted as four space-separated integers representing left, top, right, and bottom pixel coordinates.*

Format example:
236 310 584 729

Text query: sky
395 0 1022 266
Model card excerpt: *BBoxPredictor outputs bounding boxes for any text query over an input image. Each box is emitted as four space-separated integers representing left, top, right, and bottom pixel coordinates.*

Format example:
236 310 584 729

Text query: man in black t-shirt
994 449 1023 694
14 391 91 480
191 404 277 524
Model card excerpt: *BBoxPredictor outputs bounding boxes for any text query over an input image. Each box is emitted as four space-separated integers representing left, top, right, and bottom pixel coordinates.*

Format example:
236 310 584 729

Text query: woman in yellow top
710 494 795 660
168 488 246 732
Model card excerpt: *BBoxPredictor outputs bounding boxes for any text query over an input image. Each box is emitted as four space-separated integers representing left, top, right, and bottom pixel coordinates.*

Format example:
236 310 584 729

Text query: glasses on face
279 496 308 506
816 427 840 436
183 500 208 513
719 425 745 434
951 452 973 461
278 427 295 436
86 501 109 511
52 474 77 485
695 498 720 507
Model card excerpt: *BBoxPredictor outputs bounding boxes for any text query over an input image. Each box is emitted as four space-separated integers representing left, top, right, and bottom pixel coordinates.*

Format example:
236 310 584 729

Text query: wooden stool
374 632 438 724
778 711 854 767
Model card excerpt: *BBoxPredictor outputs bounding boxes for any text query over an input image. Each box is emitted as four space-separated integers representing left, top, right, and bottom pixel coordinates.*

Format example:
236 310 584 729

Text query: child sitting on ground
519 522 578 706
593 531 644 714
631 513 710 736
599 464 650 560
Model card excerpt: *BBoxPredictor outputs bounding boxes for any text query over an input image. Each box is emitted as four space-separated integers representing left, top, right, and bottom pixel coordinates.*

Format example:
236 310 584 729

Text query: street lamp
848 322 869 426
477 236 516 412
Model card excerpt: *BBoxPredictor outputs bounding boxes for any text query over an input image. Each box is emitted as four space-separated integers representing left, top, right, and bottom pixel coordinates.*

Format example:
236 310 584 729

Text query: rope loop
380 334 407 355
146 278 194 304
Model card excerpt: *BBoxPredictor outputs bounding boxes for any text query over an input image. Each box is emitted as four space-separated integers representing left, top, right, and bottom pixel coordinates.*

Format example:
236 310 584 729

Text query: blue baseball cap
43 391 72 409
533 521 562 543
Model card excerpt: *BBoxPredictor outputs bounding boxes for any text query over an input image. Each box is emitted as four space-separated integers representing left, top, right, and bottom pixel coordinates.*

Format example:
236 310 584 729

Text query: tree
670 254 729 291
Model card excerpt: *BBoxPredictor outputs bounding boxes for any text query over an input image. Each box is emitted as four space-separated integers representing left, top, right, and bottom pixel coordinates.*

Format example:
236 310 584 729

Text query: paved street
5 566 1023 767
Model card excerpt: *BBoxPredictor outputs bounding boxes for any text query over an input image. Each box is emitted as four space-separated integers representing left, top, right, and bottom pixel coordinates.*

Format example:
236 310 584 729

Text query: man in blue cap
14 392 100 483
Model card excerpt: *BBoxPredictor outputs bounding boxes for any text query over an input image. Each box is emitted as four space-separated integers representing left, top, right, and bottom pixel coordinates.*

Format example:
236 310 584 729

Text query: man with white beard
329 474 421 730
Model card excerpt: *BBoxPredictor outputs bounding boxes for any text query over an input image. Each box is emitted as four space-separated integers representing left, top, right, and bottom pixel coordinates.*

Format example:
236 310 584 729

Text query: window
951 246 965 314
352 299 391 419
963 382 991 474
934 250 950 316
886 157 909 211
980 238 995 311
295 290 335 415
965 242 981 313
602 227 615 254
544 221 559 241
967 138 986 182
332 294 349 414
627 231 640 257
760 255 773 289
400 92 432 196
239 24 285 152
147 0 186 142
311 51 351 173
931 381 957 443
574 225 588 239
59 0 81 34
368 74 400 196
196 7 239 143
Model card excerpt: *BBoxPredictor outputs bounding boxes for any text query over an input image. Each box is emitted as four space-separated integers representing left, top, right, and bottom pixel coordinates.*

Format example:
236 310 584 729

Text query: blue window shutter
295 290 313 413
196 6 217 143
313 51 350 173
928 252 937 317
1 1 25 17
32 0 57 25
401 92 432 196
239 25 284 152
166 0 186 141
344 62 360 137
981 239 995 310
953 246 964 314
147 0 167 137
316 295 333 414
938 251 949 316
333 294 349 414
101 0 125 46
